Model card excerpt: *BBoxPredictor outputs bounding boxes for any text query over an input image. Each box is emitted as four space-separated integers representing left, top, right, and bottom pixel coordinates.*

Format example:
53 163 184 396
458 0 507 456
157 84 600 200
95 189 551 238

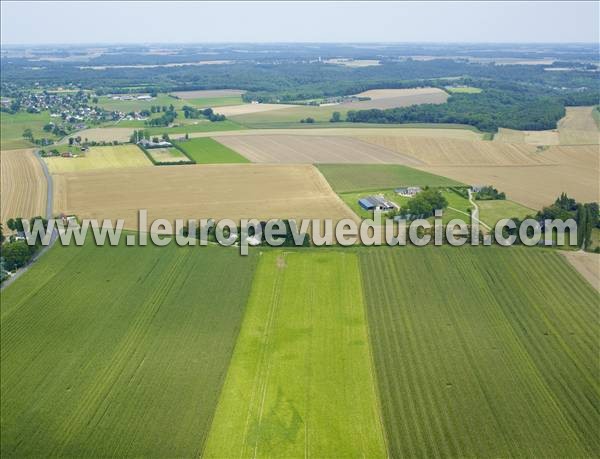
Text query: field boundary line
356 255 392 457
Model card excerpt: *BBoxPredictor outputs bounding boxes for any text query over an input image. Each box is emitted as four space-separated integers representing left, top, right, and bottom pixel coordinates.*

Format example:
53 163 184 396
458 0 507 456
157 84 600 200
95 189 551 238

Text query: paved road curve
1 150 57 291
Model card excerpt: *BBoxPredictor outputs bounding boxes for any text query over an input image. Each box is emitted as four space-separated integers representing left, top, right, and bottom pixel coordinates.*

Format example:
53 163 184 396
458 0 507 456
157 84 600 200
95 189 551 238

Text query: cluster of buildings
358 195 399 212
137 138 173 148
358 186 425 213
109 94 153 101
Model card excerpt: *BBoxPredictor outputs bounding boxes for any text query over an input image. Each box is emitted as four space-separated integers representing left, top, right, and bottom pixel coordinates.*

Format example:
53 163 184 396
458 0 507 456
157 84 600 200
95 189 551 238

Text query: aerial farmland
1 4 599 457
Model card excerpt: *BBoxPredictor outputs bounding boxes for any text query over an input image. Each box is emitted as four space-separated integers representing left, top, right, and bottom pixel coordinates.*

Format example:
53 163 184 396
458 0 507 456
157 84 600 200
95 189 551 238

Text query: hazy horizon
1 1 598 45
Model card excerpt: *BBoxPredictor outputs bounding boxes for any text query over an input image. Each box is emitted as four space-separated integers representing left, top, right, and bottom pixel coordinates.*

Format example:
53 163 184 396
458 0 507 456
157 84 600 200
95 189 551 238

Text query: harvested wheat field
342 87 448 109
58 127 134 144
562 251 600 292
357 136 554 166
0 149 47 225
44 145 151 173
213 103 299 117
187 126 483 141
170 89 245 99
418 145 599 209
214 134 423 164
558 106 600 145
494 128 560 146
53 164 356 229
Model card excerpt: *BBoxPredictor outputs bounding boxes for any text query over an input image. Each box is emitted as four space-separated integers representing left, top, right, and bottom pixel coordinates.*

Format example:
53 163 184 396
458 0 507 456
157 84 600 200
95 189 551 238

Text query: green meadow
203 250 386 458
317 164 465 193
0 111 57 149
175 137 249 163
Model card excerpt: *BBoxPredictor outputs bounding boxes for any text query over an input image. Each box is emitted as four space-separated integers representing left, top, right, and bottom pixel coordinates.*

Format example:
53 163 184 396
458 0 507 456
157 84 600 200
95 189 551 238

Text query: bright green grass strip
477 199 535 227
203 250 387 458
317 164 465 193
175 137 249 164
1 240 257 457
359 246 599 457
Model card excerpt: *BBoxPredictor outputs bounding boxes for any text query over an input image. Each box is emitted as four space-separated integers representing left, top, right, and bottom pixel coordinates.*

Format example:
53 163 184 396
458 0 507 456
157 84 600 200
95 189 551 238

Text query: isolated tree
22 128 33 140
330 111 341 122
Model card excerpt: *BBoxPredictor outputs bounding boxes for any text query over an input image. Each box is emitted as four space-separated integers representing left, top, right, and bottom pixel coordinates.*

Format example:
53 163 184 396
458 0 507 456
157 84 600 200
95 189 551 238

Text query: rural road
1 151 57 291
35 150 54 220
447 189 492 232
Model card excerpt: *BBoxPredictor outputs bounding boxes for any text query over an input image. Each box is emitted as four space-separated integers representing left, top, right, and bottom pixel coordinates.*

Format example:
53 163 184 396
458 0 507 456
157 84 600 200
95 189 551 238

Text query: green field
175 137 249 164
317 164 465 193
477 199 535 227
0 111 57 149
445 86 483 94
146 119 245 136
0 240 258 457
96 94 185 113
186 95 244 107
360 246 600 457
203 251 387 458
147 146 191 163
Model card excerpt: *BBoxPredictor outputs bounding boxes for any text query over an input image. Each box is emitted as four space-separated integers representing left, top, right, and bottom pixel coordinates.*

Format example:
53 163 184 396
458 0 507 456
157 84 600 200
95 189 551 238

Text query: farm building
358 195 398 212
138 139 173 148
395 186 422 197
471 185 486 193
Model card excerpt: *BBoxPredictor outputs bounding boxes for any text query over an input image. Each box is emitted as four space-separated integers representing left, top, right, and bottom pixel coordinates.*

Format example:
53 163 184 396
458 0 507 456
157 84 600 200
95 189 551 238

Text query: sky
1 1 598 45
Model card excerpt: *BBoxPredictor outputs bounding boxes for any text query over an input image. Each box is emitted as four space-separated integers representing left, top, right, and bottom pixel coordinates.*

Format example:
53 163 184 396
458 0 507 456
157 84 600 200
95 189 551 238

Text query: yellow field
494 128 560 145
343 87 448 109
558 106 600 145
187 127 484 141
357 136 552 166
0 149 47 225
493 107 599 146
44 145 151 173
214 103 299 117
417 145 599 209
53 164 357 230
214 134 423 164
